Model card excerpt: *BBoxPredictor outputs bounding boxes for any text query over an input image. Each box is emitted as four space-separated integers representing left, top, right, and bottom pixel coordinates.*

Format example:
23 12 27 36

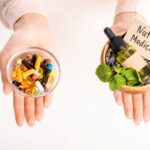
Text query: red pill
32 74 37 81
23 66 28 71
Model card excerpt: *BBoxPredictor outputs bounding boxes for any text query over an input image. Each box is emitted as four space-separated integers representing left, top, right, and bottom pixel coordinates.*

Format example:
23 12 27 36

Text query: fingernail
16 118 24 127
126 112 133 119
117 100 122 105
27 119 35 127
144 117 150 123
134 119 141 126
36 112 43 121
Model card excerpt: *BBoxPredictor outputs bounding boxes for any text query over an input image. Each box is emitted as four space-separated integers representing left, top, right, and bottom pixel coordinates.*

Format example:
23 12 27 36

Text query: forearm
115 0 139 16
0 0 48 29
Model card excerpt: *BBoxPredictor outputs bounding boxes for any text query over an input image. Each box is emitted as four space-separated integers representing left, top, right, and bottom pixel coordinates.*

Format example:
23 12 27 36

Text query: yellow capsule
32 86 38 95
23 69 35 79
16 68 22 82
35 56 42 70
46 75 54 90
50 71 55 78
22 80 30 89
16 59 22 64
12 70 16 78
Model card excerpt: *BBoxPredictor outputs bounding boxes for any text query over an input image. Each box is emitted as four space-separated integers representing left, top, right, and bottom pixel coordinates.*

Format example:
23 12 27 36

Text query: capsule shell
16 68 22 82
35 81 44 93
47 64 53 71
35 56 42 70
23 69 35 79
12 70 16 78
32 74 37 81
22 59 33 69
46 75 54 89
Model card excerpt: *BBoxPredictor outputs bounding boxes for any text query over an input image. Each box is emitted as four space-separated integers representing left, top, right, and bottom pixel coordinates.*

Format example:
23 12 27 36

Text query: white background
0 0 150 150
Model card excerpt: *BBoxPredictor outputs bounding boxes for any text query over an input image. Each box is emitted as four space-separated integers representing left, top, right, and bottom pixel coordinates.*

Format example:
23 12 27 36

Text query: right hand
112 12 150 125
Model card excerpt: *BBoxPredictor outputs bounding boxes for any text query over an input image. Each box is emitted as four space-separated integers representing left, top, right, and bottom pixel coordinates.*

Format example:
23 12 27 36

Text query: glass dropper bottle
104 27 150 83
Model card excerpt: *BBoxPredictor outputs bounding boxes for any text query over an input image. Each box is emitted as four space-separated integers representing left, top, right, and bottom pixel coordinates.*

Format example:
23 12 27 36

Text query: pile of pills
11 54 54 95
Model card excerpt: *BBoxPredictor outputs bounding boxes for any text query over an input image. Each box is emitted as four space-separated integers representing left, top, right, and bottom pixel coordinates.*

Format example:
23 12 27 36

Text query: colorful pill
41 71 49 88
16 68 22 82
35 81 44 93
22 59 33 69
40 62 50 73
23 66 28 71
23 69 35 79
46 75 54 89
16 59 22 64
50 71 55 79
12 53 55 96
43 59 51 65
35 56 42 70
12 80 21 87
47 64 53 71
32 54 37 65
12 70 16 78
32 74 37 81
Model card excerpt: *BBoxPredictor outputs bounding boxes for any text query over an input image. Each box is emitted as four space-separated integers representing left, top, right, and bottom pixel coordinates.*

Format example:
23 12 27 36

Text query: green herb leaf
114 66 126 74
109 74 126 91
123 68 141 86
114 74 126 87
109 77 118 91
96 64 113 82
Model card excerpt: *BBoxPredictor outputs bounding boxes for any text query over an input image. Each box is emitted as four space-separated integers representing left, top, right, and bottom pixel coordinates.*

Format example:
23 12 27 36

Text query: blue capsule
47 64 53 71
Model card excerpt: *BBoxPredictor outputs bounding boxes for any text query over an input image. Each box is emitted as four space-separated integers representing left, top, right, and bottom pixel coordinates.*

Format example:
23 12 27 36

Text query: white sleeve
0 0 48 29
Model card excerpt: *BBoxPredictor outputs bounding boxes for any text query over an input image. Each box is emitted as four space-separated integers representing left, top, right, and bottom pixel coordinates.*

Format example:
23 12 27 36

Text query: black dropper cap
104 27 126 53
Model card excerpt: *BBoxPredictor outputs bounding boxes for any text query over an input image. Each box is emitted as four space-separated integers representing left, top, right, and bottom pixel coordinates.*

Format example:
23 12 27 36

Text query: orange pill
16 68 22 82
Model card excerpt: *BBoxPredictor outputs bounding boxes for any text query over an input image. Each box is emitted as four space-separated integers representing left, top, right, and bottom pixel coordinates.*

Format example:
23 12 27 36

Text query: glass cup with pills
7 47 61 97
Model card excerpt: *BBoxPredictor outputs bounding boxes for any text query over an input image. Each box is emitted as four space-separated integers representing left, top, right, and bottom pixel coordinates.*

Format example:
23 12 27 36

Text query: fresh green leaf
96 64 113 82
109 74 126 91
123 68 141 85
114 74 126 87
109 77 118 91
114 66 126 74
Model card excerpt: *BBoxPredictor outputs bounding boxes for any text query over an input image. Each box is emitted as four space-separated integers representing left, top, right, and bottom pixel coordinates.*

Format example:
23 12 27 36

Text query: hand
0 13 59 126
112 12 150 125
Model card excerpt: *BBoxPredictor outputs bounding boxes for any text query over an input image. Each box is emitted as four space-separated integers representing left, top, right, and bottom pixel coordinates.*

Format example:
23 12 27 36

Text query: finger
13 91 24 126
35 97 44 121
132 94 143 125
0 52 12 94
24 97 35 126
43 93 53 108
1 73 12 94
114 90 122 105
143 92 150 122
112 25 126 34
122 92 133 119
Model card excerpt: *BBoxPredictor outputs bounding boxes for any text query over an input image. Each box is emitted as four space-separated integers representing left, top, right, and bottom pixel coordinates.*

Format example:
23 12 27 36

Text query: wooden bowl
101 32 150 94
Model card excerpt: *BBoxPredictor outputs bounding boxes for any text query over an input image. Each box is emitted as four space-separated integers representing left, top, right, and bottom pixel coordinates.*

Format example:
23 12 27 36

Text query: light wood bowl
101 32 150 94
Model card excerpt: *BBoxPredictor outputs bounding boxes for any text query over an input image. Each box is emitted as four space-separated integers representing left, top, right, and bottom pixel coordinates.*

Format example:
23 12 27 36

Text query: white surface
0 0 150 150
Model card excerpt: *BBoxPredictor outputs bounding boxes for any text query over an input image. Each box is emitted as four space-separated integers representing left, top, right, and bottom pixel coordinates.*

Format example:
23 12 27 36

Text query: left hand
112 12 150 125
0 13 59 126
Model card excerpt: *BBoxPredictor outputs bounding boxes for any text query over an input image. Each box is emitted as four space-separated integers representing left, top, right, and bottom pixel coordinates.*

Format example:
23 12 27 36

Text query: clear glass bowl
7 47 61 97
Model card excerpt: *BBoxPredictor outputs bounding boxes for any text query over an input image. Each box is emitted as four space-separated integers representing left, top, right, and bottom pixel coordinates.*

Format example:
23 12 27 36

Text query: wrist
115 0 139 16
14 13 49 31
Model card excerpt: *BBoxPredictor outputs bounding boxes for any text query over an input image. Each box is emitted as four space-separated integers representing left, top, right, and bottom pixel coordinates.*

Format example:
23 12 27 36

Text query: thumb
1 69 12 94
0 52 12 94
